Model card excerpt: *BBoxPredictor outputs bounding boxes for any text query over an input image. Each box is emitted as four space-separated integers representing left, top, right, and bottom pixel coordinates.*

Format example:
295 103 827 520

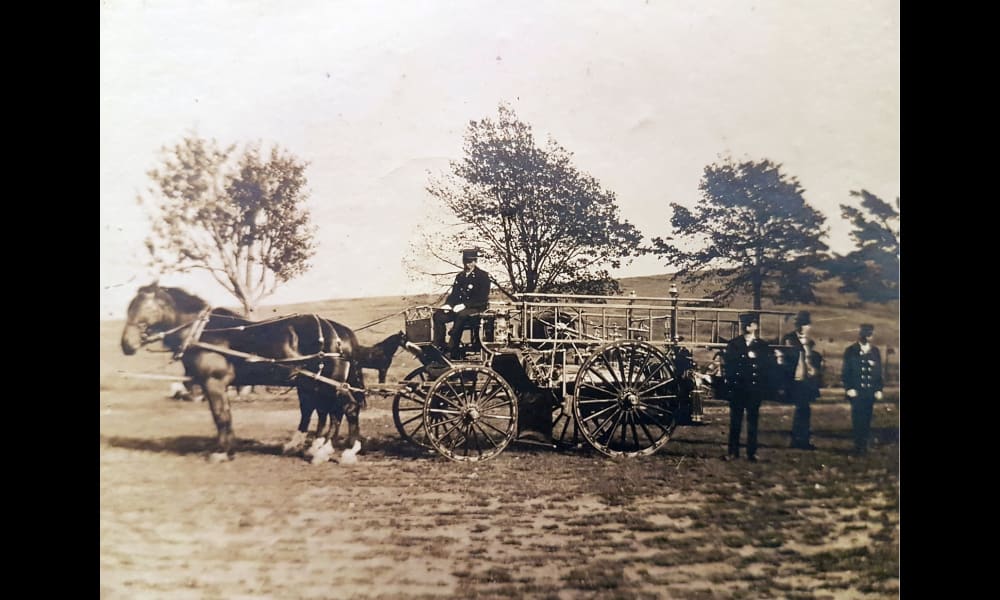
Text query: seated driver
433 248 491 359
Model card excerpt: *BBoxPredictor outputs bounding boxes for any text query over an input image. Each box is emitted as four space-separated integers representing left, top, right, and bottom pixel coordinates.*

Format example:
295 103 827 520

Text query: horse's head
120 284 179 355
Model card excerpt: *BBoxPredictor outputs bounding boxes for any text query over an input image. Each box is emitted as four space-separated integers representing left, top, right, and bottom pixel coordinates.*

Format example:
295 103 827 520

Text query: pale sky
100 0 900 319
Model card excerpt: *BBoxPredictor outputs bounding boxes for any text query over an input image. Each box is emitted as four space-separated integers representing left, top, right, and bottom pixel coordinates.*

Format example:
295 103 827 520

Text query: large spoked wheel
572 341 679 457
423 366 518 462
392 367 433 448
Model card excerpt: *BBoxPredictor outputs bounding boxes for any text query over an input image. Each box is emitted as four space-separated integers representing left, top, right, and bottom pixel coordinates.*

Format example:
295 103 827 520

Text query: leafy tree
421 104 642 296
650 157 829 309
139 135 316 317
830 190 900 303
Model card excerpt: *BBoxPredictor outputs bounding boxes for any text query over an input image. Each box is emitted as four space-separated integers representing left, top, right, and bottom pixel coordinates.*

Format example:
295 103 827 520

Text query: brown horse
120 284 366 462
356 331 409 384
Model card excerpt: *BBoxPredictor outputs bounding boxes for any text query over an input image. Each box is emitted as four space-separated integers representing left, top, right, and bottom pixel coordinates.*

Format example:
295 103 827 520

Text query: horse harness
145 309 365 397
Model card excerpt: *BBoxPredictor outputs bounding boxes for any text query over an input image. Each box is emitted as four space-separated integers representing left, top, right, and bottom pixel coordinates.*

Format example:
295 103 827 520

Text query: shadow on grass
102 435 283 456
811 427 899 444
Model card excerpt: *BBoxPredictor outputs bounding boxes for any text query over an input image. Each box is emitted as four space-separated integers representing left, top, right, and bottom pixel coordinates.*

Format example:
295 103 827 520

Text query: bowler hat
794 311 811 327
859 323 875 337
461 248 479 262
738 313 759 329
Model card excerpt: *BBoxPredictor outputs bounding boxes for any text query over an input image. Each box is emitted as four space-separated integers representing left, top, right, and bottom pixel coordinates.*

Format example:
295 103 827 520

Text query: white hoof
303 437 325 459
190 394 205 403
208 452 232 464
339 440 362 465
310 440 334 465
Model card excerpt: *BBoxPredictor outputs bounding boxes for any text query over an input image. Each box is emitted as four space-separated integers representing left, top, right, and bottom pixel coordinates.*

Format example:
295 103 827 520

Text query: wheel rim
392 367 432 448
423 366 517 462
572 341 678 457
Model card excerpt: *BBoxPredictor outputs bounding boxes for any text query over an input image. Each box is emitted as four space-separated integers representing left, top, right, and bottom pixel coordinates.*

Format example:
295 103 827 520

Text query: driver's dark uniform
432 266 491 357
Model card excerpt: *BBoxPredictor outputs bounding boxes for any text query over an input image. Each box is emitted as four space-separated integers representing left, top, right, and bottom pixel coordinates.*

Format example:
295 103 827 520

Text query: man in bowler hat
723 313 776 462
841 323 884 455
433 249 491 359
782 311 823 449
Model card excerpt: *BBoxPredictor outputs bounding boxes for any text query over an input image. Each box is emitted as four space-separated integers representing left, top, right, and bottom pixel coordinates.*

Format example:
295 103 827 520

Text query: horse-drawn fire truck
391 286 795 462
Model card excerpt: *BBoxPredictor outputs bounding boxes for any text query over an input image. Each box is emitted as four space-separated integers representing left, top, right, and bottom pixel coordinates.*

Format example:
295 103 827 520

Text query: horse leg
378 368 387 384
343 364 366 449
326 399 344 446
282 392 312 455
203 373 235 462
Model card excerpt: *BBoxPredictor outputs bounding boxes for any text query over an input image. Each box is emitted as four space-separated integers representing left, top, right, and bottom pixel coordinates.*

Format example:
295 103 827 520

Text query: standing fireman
433 249 491 359
723 313 776 462
841 323 883 455
782 311 823 450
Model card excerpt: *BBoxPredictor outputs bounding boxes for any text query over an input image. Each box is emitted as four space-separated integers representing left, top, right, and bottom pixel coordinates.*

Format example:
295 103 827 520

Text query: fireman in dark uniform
723 313 776 462
433 248 491 359
781 311 823 450
841 323 884 455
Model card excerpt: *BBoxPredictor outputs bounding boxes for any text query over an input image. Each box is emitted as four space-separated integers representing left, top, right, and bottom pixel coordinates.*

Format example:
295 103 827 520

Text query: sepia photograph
100 1 900 597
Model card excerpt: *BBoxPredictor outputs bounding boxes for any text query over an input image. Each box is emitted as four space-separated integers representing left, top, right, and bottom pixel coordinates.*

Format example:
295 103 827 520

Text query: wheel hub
621 390 639 408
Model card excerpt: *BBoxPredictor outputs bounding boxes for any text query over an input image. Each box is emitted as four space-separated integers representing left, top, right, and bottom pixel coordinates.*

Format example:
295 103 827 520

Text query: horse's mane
373 331 405 350
138 284 246 318
356 332 404 366
134 284 207 314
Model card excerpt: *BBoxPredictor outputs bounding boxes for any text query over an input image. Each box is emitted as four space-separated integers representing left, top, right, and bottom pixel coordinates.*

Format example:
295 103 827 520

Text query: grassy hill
102 273 899 391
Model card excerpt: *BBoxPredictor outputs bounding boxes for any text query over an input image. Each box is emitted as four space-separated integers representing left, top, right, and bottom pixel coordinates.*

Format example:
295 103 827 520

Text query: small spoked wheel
572 341 679 457
392 367 432 448
423 366 518 462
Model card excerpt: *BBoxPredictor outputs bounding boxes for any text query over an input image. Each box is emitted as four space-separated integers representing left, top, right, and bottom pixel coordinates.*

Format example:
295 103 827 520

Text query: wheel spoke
637 416 658 446
470 422 482 457
481 405 515 420
634 361 672 390
399 412 423 429
639 394 678 402
472 420 501 450
479 417 514 437
595 353 624 389
629 350 644 382
577 396 619 406
636 405 674 432
640 402 676 417
577 381 617 399
433 416 466 444
442 426 469 451
443 378 468 402
579 401 618 424
429 413 465 429
430 387 465 411
594 408 625 444
478 384 510 412
619 409 630 446
638 377 676 396
628 409 642 448
583 361 617 390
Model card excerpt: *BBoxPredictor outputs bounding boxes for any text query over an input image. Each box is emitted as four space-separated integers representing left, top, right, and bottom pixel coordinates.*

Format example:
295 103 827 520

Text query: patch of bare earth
101 385 899 599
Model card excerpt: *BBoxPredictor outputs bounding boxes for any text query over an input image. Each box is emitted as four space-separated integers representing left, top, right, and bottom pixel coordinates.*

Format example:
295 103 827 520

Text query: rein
354 308 409 331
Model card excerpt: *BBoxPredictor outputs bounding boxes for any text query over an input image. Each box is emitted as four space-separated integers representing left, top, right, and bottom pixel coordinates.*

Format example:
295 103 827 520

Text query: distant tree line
421 103 898 308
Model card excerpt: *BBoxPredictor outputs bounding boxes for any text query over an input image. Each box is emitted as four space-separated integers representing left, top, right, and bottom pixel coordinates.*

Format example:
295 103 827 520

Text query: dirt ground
100 378 899 600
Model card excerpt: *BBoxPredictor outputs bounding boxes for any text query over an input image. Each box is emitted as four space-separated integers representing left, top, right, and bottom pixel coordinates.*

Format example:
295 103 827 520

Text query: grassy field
100 274 900 599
